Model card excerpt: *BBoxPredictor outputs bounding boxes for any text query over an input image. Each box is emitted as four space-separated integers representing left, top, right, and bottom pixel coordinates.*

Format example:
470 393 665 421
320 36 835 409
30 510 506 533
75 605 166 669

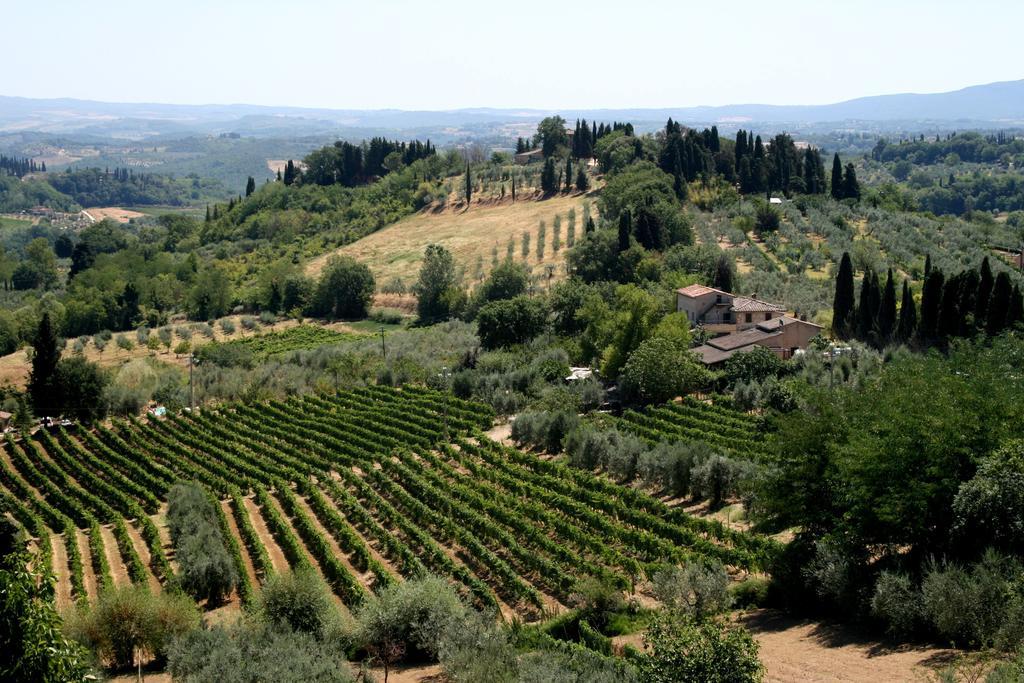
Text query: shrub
369 308 404 325
730 577 771 609
922 551 1017 648
436 608 517 683
255 569 338 638
637 614 764 683
870 571 924 639
219 319 237 335
652 562 732 618
65 585 199 670
168 623 357 683
691 454 751 508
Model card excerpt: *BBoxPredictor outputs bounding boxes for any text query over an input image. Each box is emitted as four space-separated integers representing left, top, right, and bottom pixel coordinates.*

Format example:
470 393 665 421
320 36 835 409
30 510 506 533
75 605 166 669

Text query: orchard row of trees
833 252 1023 347
0 154 43 177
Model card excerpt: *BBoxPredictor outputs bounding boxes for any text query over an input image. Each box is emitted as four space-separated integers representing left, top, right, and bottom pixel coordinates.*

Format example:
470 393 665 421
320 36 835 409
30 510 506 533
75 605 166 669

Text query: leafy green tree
953 440 1024 556
0 534 94 682
476 296 549 349
721 346 787 386
619 336 710 405
414 245 457 323
28 312 61 417
187 265 232 321
310 256 375 319
713 254 735 292
55 355 108 421
535 115 569 157
469 259 529 316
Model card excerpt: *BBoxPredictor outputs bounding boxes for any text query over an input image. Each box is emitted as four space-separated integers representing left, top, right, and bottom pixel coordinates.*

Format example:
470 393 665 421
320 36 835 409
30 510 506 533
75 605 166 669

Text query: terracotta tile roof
730 296 786 313
677 284 728 298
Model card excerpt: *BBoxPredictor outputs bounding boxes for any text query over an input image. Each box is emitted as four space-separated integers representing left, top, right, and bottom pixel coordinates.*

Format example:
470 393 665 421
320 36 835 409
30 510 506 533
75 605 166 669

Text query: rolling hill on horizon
2 79 1023 137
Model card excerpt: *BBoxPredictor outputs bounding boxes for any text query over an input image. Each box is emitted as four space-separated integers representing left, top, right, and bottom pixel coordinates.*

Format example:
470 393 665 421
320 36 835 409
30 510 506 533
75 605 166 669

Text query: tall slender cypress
986 271 1012 335
465 164 472 206
617 210 632 253
832 252 855 338
830 153 844 200
857 270 880 341
897 280 917 342
919 270 945 343
975 256 993 324
878 269 897 342
28 313 61 417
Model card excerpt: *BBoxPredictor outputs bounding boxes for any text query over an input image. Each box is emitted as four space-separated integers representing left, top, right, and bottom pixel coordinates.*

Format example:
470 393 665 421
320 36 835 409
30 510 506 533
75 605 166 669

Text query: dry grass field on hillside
307 191 599 290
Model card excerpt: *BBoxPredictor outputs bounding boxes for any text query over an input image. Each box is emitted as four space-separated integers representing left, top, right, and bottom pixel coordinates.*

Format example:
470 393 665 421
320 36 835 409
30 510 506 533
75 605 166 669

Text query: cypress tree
842 163 861 201
975 256 993 324
857 270 880 341
924 253 932 278
897 280 917 342
28 313 61 417
511 176 516 202
465 164 472 206
986 271 1012 335
245 176 256 197
540 158 557 194
832 252 855 338
878 268 897 342
575 166 589 192
617 210 632 253
565 156 573 192
938 273 963 339
830 153 844 200
205 205 210 222
918 270 945 343
1007 284 1024 328
957 269 980 336
713 255 734 293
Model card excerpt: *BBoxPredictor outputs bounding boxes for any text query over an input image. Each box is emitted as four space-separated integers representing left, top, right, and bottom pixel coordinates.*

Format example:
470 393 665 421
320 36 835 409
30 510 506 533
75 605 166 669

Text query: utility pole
188 353 196 412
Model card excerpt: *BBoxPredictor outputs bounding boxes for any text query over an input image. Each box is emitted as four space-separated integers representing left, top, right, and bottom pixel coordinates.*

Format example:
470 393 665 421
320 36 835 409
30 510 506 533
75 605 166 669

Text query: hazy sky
9 0 1024 110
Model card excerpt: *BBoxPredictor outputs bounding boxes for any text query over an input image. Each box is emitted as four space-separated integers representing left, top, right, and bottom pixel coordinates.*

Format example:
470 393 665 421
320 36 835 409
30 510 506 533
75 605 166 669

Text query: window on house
745 313 752 323
765 312 772 320
716 295 722 303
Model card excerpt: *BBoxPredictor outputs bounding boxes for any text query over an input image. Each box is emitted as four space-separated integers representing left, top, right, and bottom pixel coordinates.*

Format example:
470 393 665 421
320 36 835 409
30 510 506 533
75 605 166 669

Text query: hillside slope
307 192 597 289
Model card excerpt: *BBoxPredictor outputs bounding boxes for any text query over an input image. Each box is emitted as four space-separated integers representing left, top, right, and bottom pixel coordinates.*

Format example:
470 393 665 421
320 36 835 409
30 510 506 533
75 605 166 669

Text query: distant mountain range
1 79 1022 138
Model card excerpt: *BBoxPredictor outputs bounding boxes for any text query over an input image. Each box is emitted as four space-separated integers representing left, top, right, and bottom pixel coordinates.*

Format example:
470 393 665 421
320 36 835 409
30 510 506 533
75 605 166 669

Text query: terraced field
0 387 774 620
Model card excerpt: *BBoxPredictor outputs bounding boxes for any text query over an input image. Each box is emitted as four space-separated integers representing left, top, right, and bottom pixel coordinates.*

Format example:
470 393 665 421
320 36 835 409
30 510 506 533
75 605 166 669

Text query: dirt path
50 533 73 608
99 524 131 588
241 495 290 575
741 609 960 683
290 491 385 592
220 499 260 588
369 663 443 683
484 422 513 445
76 528 98 602
124 520 161 593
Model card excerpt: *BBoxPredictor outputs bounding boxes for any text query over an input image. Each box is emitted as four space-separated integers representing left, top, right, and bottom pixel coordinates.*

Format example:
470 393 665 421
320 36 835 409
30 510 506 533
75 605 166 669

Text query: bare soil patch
368 663 443 683
484 422 513 445
83 207 146 223
50 533 73 608
76 528 98 603
99 524 131 587
741 609 959 683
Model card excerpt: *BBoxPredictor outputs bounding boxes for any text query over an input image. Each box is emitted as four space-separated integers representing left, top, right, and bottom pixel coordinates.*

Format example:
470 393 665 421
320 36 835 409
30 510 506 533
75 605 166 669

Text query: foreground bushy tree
310 256 375 319
476 296 549 349
637 614 763 683
619 336 710 405
0 523 93 682
167 483 238 604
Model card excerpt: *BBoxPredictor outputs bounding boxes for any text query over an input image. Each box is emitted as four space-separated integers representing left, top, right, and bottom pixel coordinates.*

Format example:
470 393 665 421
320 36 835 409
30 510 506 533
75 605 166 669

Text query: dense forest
48 167 226 207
